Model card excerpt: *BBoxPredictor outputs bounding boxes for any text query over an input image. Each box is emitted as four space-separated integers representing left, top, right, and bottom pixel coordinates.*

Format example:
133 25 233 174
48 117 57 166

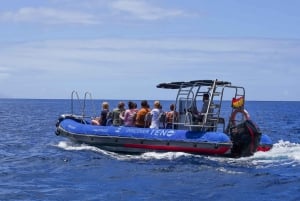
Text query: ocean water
1 99 300 201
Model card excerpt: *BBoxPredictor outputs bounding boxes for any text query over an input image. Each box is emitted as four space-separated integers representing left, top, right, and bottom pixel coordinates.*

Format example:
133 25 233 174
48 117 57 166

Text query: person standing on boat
150 101 162 129
166 103 178 129
112 102 125 126
91 101 110 126
135 100 151 128
119 101 137 127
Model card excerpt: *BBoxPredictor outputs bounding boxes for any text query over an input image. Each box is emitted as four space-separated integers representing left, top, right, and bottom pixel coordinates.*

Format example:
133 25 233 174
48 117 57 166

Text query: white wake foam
55 140 300 166
250 140 300 166
55 141 191 161
55 141 121 158
138 151 191 160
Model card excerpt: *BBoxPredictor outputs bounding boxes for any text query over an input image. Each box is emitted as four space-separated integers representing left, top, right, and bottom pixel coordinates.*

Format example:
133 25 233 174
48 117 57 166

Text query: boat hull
55 116 272 157
56 117 233 155
56 128 232 155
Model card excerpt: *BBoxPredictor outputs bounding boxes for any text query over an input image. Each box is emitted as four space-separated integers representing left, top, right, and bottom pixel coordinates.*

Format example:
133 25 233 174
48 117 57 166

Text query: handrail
83 91 96 118
70 91 98 124
71 90 82 115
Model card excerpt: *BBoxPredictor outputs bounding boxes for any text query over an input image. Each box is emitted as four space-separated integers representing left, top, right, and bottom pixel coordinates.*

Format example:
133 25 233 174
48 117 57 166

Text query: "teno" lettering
150 129 175 137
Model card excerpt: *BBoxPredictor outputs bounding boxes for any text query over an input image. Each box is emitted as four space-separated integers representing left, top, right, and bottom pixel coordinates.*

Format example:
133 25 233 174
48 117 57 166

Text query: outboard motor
229 120 261 157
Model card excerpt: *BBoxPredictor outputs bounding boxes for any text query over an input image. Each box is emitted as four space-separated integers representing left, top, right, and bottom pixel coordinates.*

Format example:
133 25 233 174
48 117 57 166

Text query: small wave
216 167 244 175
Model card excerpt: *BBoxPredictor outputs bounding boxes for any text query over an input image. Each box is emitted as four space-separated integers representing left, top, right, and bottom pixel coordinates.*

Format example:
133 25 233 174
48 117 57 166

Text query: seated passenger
191 93 212 123
91 101 110 126
199 93 211 121
135 100 151 128
112 102 125 126
120 101 137 127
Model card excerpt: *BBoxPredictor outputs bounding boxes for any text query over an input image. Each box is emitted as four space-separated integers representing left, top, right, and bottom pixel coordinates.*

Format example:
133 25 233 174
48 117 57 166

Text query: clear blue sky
0 0 299 100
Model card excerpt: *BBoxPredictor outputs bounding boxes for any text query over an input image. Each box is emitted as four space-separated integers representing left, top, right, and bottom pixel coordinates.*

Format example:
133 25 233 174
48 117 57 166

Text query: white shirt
150 108 161 129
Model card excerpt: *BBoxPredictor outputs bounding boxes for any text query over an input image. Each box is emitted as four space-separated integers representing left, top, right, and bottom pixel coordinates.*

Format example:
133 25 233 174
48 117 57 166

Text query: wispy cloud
0 67 14 80
0 37 299 99
1 38 299 74
110 0 186 20
0 1 191 25
0 7 98 25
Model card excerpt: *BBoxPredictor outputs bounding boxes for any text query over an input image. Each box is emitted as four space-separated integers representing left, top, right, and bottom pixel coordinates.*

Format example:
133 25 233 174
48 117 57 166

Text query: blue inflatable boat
55 80 273 157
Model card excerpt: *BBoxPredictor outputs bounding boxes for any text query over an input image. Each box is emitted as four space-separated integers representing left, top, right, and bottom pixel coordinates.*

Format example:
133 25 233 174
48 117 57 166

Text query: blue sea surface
1 99 300 201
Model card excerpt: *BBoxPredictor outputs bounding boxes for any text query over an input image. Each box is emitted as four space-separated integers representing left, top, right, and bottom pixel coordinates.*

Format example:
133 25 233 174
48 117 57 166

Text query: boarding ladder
204 80 226 131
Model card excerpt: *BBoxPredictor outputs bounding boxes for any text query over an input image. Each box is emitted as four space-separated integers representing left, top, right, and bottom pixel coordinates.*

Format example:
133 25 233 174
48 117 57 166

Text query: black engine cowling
230 120 262 157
